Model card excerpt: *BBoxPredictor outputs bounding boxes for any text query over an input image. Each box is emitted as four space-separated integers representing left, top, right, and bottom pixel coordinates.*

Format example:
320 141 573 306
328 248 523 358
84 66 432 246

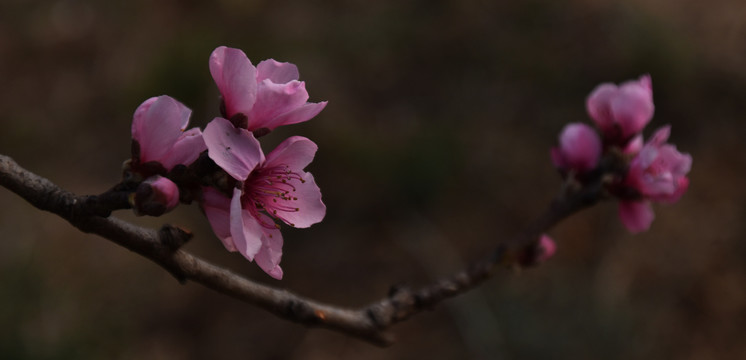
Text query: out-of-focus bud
536 234 556 263
586 75 654 145
518 234 557 266
131 175 180 216
551 123 602 174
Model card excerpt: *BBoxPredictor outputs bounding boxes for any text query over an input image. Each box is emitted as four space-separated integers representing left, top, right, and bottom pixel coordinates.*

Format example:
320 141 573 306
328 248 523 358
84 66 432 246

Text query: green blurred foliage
1 0 745 359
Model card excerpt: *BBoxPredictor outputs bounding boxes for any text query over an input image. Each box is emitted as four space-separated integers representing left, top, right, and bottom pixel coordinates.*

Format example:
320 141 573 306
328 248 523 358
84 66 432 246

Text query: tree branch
0 154 598 346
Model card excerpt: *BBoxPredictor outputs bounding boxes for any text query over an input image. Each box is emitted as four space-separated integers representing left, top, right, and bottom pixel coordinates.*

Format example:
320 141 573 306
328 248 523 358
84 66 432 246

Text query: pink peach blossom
131 95 206 171
586 75 654 143
617 126 691 233
201 117 325 278
625 126 692 203
209 46 327 132
550 123 602 173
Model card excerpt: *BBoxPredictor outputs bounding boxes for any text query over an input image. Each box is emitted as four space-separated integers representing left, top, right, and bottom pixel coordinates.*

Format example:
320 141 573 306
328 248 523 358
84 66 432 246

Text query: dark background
1 0 745 359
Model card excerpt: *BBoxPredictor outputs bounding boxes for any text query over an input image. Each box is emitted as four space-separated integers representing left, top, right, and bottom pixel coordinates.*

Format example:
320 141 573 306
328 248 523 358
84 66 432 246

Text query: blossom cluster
551 75 692 233
125 46 327 279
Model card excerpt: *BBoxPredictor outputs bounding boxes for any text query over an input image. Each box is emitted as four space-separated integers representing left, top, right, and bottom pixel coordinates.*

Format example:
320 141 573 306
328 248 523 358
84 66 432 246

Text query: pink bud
518 234 557 266
551 123 602 173
536 234 557 263
132 175 180 216
586 75 654 143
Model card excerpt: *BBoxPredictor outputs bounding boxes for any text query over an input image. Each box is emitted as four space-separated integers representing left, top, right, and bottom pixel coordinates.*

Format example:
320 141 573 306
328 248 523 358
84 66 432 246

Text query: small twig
0 154 598 346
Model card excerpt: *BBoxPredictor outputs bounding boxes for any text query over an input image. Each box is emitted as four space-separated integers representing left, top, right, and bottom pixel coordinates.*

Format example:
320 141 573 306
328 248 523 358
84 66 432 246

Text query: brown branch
0 154 599 346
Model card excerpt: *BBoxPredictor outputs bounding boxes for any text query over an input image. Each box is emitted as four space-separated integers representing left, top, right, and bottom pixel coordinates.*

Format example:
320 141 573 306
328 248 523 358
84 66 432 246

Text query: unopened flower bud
131 175 180 216
551 123 602 174
586 74 654 145
536 234 556 263
518 234 557 266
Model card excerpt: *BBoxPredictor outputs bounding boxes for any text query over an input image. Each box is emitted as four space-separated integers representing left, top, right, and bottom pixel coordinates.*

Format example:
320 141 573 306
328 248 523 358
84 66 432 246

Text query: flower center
244 164 305 228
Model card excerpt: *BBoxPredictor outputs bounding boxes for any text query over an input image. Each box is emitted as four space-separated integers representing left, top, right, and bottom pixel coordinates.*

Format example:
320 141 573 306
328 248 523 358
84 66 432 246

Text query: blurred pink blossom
209 46 327 132
625 126 692 202
586 75 654 143
200 117 325 278
618 126 692 233
550 123 602 173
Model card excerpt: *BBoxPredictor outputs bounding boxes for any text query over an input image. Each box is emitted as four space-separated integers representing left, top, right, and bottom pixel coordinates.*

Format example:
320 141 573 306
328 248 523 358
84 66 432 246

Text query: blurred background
1 0 745 359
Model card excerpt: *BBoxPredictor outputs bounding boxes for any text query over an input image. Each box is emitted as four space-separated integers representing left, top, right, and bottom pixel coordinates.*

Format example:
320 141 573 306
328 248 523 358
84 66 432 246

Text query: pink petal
637 74 653 92
649 125 671 146
649 170 691 204
230 187 262 260
623 134 644 155
272 171 326 228
210 46 258 118
261 101 328 131
204 117 263 181
201 187 237 252
133 96 192 164
668 177 690 203
265 136 318 171
247 80 309 130
131 97 157 141
159 128 207 170
257 59 299 83
618 200 655 234
252 213 284 279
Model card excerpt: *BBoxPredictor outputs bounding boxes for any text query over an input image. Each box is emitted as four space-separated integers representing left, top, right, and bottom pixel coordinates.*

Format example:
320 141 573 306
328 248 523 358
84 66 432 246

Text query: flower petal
265 136 318 171
260 101 327 131
133 96 192 164
623 134 644 155
272 171 326 228
201 187 237 252
618 200 655 234
247 80 309 130
210 46 257 118
131 96 158 141
252 213 284 279
159 128 207 170
257 59 299 83
649 125 671 146
204 117 263 181
230 187 262 260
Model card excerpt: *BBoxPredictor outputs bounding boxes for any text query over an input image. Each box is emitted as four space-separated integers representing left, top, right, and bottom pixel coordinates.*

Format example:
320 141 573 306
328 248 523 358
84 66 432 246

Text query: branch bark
0 154 599 346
